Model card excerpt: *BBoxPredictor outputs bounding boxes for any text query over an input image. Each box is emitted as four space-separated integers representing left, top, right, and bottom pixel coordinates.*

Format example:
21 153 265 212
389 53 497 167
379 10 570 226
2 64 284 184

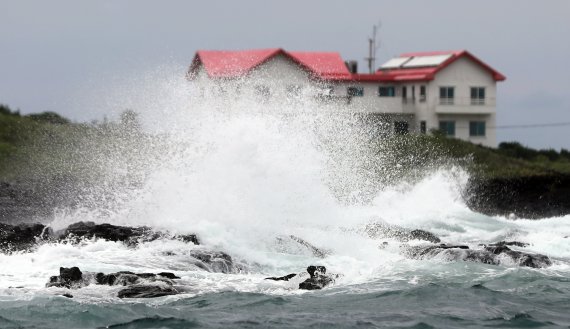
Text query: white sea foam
2 67 569 299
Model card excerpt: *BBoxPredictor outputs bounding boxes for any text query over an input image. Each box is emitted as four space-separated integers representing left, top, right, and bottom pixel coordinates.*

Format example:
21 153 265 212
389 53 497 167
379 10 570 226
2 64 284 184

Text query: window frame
347 86 364 97
469 121 486 137
378 86 396 97
470 87 486 105
439 86 455 105
439 120 456 136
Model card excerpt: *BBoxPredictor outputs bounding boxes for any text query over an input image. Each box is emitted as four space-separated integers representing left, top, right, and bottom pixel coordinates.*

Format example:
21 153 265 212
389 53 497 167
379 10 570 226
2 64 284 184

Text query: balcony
435 97 496 114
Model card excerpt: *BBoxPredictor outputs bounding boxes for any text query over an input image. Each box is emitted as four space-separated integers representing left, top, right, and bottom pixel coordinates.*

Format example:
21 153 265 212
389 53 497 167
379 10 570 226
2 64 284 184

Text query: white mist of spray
39 64 570 290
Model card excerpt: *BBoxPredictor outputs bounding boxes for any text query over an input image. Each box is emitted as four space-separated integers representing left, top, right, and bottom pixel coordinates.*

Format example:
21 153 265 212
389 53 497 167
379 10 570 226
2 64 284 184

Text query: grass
1 105 569 186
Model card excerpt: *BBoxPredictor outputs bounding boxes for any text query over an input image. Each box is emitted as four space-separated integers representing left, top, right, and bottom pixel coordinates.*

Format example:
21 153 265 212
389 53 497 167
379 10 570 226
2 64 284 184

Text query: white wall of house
423 57 497 146
191 53 499 146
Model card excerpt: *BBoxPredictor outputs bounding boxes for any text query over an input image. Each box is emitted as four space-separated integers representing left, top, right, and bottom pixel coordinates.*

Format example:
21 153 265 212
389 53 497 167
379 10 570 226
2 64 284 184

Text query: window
419 86 426 102
255 85 271 99
347 86 364 97
471 87 485 105
439 121 455 136
286 85 302 99
439 87 455 105
394 121 409 135
378 86 396 97
320 86 334 96
469 121 486 136
420 121 426 134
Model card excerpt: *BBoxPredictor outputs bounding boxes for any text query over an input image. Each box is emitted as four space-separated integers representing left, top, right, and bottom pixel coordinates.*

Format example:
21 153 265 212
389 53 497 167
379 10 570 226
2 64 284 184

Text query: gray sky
1 0 569 149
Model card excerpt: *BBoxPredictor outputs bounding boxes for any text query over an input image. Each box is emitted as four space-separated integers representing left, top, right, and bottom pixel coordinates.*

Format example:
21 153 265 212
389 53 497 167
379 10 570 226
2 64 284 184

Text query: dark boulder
1 221 200 254
409 230 441 243
60 222 156 246
466 175 570 219
117 284 178 298
299 265 335 290
95 271 180 286
59 222 200 247
0 223 51 253
176 234 199 245
486 241 530 248
405 244 551 268
190 250 238 273
46 267 83 288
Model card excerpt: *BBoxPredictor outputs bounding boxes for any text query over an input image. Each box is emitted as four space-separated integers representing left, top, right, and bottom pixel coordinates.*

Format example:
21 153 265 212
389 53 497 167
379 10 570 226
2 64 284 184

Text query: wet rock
190 250 238 273
299 265 335 290
466 175 570 219
265 273 297 281
117 284 178 298
95 271 180 286
46 267 84 288
409 230 441 243
0 223 51 253
60 221 157 246
486 241 530 248
175 234 199 245
1 221 200 254
287 235 331 258
406 244 551 268
61 293 73 298
364 222 440 243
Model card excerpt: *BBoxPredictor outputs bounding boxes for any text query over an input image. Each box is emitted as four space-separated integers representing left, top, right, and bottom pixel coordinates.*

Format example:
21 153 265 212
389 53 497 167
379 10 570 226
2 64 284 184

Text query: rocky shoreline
466 174 570 219
0 220 556 299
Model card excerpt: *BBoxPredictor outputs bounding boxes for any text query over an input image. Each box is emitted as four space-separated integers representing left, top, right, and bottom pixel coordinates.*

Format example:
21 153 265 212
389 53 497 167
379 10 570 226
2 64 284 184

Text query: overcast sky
1 0 569 149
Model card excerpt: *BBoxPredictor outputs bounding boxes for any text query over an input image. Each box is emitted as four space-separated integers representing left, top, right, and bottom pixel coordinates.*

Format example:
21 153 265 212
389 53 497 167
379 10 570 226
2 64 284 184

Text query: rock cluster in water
46 266 180 298
0 221 199 253
265 265 338 290
0 220 558 299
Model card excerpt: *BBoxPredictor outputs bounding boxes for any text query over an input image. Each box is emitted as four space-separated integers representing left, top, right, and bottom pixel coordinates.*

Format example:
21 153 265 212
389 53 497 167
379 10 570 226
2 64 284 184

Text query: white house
187 48 505 147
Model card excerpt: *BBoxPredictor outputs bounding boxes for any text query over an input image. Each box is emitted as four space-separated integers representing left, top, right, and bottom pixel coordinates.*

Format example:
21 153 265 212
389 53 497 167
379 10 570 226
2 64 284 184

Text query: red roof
372 50 506 82
188 48 352 81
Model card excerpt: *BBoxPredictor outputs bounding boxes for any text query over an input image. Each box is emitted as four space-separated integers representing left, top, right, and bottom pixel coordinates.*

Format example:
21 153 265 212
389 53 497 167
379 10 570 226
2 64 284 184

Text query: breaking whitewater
1 71 569 329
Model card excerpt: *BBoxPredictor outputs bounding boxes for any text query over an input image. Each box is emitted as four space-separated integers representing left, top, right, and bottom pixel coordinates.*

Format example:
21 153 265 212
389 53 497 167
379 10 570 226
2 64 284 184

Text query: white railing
437 97 496 106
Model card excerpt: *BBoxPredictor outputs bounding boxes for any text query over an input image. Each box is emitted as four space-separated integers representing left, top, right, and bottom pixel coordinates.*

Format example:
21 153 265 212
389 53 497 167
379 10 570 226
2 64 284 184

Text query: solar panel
402 54 452 68
380 57 411 69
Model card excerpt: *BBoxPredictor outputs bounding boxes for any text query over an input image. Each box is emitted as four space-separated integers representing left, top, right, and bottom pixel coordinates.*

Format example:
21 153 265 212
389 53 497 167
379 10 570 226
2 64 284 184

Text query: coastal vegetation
2 103 569 183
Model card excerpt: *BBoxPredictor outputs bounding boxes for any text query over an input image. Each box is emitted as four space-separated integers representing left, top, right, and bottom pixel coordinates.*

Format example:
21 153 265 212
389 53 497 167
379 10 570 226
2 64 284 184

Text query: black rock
466 175 570 219
0 223 51 253
117 284 178 298
298 265 335 290
95 271 180 286
487 241 530 248
175 234 199 245
46 267 83 288
61 293 73 298
190 250 237 273
158 272 181 279
409 230 441 243
61 222 155 245
406 244 551 268
265 273 297 281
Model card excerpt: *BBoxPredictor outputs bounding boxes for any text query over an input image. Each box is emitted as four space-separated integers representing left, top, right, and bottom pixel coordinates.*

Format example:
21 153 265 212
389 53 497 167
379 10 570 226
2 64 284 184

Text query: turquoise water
1 267 569 328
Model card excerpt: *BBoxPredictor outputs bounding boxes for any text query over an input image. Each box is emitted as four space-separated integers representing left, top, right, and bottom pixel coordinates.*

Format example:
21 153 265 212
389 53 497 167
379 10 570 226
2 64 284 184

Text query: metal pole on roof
365 22 381 74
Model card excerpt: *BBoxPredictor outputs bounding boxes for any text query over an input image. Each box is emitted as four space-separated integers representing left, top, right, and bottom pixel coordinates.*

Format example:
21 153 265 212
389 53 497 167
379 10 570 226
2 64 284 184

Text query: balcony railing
437 97 495 106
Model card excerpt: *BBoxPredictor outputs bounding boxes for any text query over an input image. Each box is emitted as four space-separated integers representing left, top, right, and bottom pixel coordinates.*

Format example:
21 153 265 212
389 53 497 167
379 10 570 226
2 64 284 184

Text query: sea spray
1 66 569 328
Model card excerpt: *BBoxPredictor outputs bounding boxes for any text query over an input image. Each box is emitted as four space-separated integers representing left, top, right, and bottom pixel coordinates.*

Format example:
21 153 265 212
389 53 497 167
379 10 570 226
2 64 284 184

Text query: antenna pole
365 24 379 74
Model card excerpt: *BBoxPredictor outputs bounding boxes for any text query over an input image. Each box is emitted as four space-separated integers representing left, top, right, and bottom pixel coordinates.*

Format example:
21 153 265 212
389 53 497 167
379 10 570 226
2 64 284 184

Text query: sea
0 69 569 328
